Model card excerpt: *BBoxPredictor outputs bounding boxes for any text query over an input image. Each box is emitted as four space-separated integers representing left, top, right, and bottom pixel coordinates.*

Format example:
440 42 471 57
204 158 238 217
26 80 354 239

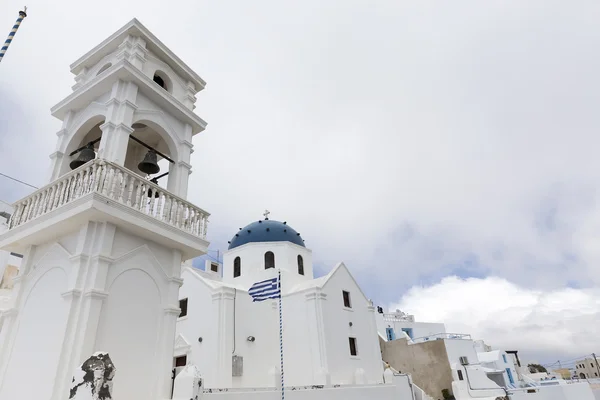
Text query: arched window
265 251 275 269
297 255 304 275
153 74 166 89
97 63 112 76
152 70 172 93
233 257 241 278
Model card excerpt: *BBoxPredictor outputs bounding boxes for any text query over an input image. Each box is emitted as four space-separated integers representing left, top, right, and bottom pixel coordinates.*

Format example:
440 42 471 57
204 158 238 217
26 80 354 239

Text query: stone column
98 80 138 166
155 248 184 399
305 290 330 385
54 222 116 398
212 287 236 388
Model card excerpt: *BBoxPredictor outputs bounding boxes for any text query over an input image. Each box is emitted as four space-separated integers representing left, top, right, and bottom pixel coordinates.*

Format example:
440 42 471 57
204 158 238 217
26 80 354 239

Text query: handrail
7 159 209 239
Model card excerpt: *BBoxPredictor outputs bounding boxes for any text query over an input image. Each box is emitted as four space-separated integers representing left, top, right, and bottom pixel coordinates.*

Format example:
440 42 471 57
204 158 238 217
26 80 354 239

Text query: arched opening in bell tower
126 120 179 195
61 117 105 178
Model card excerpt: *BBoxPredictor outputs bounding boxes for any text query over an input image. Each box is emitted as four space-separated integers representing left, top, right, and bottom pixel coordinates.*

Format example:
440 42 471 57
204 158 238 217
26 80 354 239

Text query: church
0 18 417 400
175 214 384 388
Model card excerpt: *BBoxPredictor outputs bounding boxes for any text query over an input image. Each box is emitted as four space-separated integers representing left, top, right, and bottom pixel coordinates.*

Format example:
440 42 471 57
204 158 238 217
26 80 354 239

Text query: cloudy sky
1 0 600 365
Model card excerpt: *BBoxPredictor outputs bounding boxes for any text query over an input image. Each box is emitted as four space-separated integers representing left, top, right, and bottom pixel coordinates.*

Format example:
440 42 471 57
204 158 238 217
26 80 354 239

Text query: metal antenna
0 7 28 63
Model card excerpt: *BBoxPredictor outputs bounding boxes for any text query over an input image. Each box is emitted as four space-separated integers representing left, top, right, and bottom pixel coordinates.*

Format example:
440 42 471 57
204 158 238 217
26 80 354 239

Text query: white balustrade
8 159 209 238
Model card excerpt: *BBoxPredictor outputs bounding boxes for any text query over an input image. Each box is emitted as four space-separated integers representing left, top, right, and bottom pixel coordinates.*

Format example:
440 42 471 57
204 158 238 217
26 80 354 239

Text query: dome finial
263 209 270 220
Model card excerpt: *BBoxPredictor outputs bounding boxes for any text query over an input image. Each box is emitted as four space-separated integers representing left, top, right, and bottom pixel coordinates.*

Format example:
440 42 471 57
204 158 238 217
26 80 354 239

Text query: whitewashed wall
177 262 385 389
509 383 595 400
444 339 478 367
320 265 384 385
222 241 313 290
0 223 184 400
0 244 71 400
375 314 446 341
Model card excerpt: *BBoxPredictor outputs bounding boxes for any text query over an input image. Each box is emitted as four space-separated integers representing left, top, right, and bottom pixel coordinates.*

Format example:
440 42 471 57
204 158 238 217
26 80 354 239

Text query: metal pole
0 7 28 63
593 353 600 377
278 270 284 400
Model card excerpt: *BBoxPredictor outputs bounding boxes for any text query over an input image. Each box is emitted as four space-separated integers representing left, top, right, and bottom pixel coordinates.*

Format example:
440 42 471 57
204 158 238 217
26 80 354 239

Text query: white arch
61 102 107 155
131 110 181 162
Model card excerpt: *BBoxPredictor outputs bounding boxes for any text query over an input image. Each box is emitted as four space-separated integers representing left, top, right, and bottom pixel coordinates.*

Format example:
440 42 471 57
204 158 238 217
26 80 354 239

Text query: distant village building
576 358 600 379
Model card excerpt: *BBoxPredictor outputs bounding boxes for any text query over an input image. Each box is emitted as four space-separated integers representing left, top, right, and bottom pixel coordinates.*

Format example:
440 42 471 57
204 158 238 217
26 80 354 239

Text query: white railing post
5 159 210 239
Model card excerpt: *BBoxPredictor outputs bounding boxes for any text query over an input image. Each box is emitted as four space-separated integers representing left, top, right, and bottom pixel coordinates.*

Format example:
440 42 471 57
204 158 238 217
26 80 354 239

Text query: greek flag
248 277 280 302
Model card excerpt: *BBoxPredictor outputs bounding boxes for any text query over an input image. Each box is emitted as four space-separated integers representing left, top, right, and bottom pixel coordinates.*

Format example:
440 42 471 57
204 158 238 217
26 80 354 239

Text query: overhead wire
0 172 38 189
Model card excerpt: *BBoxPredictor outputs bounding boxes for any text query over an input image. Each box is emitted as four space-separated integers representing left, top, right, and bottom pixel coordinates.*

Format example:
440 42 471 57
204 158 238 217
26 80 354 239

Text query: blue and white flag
248 277 280 302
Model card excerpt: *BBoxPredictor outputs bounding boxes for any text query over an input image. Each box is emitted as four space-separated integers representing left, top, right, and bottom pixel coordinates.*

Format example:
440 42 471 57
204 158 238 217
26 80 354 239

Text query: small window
174 355 187 367
457 370 464 381
502 354 507 363
349 337 358 356
234 257 241 278
210 263 219 272
297 255 304 275
342 290 352 308
265 251 275 269
153 74 166 89
401 328 413 339
179 298 188 318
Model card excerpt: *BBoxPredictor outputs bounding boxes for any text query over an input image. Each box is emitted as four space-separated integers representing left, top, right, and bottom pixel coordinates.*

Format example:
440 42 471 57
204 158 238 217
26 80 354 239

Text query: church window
349 337 358 356
174 355 187 367
297 255 304 275
179 298 188 318
234 257 241 278
457 370 464 381
153 73 166 89
265 251 275 269
342 290 352 308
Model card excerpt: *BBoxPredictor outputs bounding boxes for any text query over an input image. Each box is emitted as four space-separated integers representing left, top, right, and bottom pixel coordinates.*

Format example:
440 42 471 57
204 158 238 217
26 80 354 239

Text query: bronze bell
147 178 160 198
70 143 96 170
138 149 160 175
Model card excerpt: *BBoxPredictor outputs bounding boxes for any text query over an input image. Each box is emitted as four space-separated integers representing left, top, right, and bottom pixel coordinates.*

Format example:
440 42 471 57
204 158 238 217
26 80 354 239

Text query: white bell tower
0 19 209 400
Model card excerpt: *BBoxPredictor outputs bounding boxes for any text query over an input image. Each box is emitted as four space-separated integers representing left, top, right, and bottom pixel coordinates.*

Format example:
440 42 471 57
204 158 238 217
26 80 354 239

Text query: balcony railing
7 159 209 239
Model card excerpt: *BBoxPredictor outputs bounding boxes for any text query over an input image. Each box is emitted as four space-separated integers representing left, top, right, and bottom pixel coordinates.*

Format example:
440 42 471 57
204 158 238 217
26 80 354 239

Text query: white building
576 358 600 379
175 217 384 388
0 18 210 400
375 307 446 342
474 341 519 389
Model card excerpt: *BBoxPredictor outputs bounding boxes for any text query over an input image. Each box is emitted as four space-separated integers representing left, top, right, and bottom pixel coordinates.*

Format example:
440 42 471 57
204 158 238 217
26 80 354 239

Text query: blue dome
228 219 305 250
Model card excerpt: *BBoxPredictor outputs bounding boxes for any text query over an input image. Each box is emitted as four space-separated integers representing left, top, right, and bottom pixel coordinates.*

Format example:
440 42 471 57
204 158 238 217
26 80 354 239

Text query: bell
138 149 160 175
70 143 96 170
147 178 160 198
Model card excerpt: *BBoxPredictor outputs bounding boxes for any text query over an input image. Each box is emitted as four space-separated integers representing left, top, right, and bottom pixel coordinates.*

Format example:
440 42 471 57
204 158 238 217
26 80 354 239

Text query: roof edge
70 18 206 91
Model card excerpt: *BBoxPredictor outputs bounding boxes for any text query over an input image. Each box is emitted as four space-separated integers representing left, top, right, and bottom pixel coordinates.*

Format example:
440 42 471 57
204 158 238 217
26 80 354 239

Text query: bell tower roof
69 18 206 92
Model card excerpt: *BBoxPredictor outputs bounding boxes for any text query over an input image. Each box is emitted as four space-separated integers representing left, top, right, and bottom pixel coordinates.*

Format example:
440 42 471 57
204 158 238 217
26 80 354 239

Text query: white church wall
230 291 280 388
143 51 189 102
222 241 313 290
95 247 165 400
0 247 71 400
177 268 219 385
134 91 186 140
199 377 414 400
320 266 384 385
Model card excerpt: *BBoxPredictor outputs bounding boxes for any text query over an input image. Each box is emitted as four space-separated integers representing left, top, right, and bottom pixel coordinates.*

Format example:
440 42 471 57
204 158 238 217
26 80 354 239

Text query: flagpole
278 269 285 400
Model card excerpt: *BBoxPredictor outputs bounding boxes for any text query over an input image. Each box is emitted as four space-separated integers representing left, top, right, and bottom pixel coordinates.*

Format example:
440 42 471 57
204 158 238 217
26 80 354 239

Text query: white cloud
392 276 600 362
